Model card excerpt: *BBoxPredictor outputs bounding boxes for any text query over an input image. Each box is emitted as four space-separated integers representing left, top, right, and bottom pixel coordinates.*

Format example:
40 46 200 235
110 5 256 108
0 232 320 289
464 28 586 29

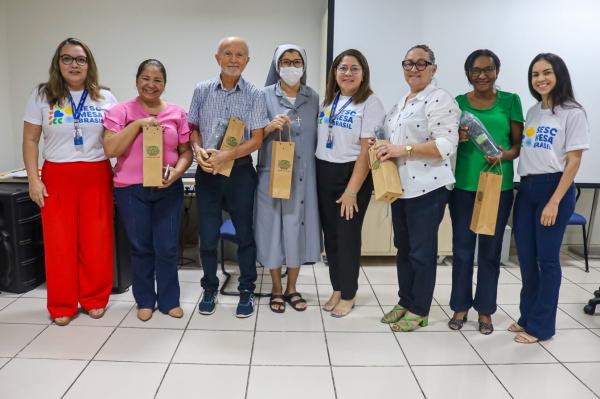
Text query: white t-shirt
23 88 118 162
518 102 589 176
385 83 460 198
316 94 385 163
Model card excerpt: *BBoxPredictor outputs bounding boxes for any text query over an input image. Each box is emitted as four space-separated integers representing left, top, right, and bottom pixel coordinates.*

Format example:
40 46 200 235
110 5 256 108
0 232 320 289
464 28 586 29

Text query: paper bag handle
278 123 293 143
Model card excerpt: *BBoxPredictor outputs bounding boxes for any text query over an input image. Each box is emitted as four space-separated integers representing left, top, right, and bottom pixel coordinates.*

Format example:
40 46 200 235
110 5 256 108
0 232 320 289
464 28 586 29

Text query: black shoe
479 321 494 335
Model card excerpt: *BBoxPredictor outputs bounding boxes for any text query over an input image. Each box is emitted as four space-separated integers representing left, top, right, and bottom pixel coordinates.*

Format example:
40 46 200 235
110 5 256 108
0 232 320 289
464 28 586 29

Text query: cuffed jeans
392 186 449 316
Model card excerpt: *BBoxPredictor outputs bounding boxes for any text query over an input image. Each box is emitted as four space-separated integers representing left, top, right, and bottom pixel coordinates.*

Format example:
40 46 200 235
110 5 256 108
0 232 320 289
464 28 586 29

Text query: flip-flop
284 292 307 312
514 332 539 344
269 293 286 313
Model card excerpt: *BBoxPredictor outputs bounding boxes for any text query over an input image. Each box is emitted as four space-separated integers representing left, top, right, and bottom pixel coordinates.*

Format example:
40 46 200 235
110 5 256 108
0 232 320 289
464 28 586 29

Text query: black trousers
392 186 449 316
316 159 372 300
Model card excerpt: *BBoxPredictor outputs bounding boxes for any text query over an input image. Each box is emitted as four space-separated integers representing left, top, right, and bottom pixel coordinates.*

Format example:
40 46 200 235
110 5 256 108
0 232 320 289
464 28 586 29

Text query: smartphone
163 164 171 180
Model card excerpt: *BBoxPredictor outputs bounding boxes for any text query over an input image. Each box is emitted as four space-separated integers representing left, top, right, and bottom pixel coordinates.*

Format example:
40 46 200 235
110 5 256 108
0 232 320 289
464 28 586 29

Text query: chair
218 219 267 297
569 187 589 273
219 219 238 296
568 212 589 272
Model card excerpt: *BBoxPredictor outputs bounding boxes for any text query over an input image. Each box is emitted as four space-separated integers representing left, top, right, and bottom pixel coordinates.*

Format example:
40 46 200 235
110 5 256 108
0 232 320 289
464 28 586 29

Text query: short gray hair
406 44 435 64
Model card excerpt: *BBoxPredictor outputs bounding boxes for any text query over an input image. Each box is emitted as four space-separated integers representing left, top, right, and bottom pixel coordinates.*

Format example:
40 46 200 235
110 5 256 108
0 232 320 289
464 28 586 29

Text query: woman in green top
448 49 524 334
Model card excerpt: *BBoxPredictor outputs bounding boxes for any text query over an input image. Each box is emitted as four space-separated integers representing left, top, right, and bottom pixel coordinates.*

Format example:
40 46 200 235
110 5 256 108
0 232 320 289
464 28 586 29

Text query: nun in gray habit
255 44 321 313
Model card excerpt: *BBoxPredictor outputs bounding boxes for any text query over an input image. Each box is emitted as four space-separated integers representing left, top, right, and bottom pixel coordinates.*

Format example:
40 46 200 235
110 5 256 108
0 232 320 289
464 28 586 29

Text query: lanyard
69 89 88 124
328 92 353 129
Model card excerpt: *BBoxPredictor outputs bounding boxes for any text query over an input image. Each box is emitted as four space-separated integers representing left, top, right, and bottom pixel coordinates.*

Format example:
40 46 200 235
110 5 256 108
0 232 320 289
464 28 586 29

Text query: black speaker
0 183 45 293
113 205 132 293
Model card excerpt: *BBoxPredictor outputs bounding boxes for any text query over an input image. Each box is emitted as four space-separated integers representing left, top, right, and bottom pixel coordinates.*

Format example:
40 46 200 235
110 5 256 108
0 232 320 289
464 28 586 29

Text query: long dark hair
37 37 103 108
528 53 581 112
464 49 501 84
324 49 373 105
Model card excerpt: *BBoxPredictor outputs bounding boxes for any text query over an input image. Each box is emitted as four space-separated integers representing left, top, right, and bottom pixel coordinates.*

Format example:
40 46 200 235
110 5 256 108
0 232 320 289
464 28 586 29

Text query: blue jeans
114 180 183 312
449 188 514 315
514 173 575 340
195 161 257 292
392 187 449 316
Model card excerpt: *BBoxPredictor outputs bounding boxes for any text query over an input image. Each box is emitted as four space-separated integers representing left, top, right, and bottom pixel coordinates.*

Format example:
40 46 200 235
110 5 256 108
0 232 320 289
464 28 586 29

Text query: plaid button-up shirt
188 75 269 146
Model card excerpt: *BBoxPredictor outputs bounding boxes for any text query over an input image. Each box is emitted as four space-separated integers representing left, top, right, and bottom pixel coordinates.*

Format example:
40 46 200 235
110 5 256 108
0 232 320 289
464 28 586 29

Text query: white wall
3 0 327 170
334 0 600 246
0 0 16 171
334 0 600 185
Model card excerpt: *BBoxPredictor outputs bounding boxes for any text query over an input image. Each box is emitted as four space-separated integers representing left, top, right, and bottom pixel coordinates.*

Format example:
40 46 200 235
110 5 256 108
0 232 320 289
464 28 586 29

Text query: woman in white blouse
374 45 460 331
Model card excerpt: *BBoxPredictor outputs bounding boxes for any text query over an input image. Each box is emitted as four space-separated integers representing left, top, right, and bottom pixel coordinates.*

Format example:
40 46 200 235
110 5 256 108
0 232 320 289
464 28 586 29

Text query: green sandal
381 304 408 324
390 314 428 332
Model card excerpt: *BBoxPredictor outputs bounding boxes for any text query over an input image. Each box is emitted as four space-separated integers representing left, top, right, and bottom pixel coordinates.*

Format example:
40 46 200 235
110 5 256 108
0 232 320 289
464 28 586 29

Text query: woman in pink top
103 59 192 321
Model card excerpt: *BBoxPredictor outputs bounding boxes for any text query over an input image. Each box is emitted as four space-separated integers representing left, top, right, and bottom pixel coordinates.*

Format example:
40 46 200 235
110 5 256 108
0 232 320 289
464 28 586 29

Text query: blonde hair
37 37 103 108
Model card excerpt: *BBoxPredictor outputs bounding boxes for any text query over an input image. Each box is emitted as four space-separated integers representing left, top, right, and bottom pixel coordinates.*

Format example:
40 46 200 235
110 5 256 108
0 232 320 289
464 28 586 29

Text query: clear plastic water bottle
374 125 387 140
460 111 502 157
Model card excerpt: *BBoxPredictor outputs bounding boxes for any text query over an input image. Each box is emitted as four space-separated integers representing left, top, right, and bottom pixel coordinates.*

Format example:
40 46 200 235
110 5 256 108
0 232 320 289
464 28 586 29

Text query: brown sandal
269 294 286 313
284 292 307 312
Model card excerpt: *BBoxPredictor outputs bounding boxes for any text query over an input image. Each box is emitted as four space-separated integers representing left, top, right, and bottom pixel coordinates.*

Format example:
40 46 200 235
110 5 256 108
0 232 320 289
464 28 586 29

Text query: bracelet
344 190 357 198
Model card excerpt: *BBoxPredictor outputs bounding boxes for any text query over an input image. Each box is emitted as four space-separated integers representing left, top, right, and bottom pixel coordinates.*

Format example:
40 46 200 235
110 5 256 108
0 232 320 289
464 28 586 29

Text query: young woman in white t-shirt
22 38 117 326
511 53 589 343
316 49 385 317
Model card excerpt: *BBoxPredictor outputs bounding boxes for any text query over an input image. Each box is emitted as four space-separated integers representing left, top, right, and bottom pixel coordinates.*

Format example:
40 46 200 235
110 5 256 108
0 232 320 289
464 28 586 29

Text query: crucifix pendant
294 115 302 126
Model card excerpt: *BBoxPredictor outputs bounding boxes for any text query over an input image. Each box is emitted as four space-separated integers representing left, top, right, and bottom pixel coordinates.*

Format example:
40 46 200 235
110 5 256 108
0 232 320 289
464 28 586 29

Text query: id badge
73 126 83 146
326 130 333 149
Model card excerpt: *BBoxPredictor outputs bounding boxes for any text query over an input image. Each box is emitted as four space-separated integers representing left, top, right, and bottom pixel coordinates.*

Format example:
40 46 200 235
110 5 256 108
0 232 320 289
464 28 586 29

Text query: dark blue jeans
392 186 449 316
195 162 257 292
513 173 575 340
449 188 514 315
114 180 183 313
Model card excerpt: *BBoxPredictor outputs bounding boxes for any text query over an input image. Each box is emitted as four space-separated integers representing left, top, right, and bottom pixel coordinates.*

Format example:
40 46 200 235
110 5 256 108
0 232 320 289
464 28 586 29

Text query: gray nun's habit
254 44 322 268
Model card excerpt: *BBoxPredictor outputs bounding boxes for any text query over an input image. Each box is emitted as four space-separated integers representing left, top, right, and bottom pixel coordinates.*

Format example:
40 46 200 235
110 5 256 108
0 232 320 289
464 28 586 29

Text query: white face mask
279 67 303 86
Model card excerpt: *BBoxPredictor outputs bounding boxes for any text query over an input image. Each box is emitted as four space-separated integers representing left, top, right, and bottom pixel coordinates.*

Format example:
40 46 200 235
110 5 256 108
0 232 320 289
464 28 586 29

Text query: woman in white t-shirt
316 49 385 317
22 38 117 326
373 45 460 331
511 53 589 344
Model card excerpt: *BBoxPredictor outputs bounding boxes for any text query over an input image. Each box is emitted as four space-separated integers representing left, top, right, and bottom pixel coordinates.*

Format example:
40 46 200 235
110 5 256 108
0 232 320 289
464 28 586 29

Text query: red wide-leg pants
41 160 114 318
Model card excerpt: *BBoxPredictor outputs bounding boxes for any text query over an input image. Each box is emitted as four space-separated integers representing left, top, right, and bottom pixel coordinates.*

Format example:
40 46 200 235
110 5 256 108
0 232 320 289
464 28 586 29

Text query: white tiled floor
1 251 600 398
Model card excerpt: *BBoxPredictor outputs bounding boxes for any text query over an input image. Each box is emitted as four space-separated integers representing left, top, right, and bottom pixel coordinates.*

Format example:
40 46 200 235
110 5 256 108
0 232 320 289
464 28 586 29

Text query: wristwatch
405 145 413 158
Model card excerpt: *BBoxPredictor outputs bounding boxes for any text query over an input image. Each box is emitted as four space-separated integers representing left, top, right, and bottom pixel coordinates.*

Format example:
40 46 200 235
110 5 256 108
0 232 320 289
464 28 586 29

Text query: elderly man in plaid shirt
188 36 269 318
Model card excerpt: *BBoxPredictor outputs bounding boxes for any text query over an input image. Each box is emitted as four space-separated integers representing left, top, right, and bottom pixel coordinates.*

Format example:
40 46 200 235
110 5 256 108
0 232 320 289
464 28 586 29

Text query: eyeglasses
469 66 496 76
401 60 433 71
336 65 362 75
60 55 88 66
280 59 304 68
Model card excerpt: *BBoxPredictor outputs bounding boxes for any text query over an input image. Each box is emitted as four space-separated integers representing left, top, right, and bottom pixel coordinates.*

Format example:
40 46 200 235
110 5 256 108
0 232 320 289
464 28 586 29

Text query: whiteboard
333 0 600 184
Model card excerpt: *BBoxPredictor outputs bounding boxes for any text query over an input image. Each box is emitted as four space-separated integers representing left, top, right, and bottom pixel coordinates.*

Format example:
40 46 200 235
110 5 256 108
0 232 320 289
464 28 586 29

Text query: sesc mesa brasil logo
146 146 160 156
226 137 238 146
278 160 291 170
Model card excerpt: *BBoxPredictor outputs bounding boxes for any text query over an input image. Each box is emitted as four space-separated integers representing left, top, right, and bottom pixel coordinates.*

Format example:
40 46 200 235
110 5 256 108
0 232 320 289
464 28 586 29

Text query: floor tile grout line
314 271 339 399
152 294 202 399
456 324 515 399
60 326 122 398
244 265 265 399
362 265 428 399
0 321 51 374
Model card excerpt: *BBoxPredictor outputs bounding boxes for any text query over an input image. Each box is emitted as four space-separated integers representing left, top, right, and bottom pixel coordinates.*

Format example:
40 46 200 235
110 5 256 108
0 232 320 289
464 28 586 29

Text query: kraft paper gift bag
368 139 402 203
470 161 503 236
143 125 163 187
217 116 246 177
269 125 295 199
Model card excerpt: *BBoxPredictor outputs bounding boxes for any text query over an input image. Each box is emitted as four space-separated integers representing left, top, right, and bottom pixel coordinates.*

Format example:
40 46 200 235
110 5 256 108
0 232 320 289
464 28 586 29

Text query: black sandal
269 293 286 313
448 313 468 330
284 292 307 312
479 321 494 335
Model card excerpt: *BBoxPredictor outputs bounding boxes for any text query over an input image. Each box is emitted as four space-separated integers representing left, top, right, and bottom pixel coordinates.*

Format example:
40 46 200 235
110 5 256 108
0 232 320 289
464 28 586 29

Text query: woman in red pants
22 38 117 326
